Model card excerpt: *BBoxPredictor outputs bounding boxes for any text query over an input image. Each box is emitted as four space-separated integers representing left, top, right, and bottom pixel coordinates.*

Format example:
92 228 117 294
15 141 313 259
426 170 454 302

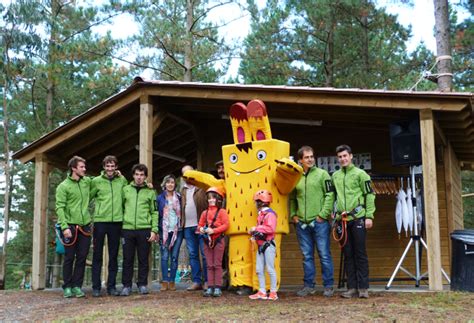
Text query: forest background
0 0 473 289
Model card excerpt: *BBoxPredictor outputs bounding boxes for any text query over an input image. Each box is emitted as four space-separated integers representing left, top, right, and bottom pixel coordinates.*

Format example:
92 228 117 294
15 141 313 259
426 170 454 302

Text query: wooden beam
58 113 139 158
419 109 443 291
443 143 455 261
17 91 141 163
434 118 448 146
153 110 167 134
32 154 51 290
167 113 204 155
79 124 139 160
139 95 154 175
146 87 468 111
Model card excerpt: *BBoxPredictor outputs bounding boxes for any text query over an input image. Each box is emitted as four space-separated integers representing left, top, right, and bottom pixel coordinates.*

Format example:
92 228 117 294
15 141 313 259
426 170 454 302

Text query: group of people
55 143 375 300
56 156 158 297
290 144 375 299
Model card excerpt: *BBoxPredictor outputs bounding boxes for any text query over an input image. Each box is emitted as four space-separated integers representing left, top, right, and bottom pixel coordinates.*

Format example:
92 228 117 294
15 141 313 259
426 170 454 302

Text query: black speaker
389 118 422 166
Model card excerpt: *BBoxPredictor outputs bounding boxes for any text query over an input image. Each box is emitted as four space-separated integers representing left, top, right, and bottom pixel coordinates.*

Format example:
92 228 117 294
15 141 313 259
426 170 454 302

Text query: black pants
122 229 151 288
343 218 369 289
63 228 91 289
92 222 122 291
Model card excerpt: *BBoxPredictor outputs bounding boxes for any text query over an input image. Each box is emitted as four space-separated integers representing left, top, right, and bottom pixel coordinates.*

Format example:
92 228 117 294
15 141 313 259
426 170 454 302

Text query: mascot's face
227 140 269 176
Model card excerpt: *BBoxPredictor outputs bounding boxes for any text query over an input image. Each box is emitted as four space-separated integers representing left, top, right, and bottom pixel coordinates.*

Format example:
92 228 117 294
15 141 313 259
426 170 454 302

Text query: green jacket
290 166 335 222
122 182 158 232
332 164 375 221
55 175 92 230
90 171 128 223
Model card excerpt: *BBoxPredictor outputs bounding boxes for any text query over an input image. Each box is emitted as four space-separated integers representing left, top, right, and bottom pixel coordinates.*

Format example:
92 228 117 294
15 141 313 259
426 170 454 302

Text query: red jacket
198 206 229 241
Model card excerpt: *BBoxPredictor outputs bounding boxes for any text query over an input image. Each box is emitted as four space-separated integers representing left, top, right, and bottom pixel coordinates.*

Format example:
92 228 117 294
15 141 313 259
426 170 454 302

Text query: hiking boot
212 288 222 297
120 286 131 296
203 288 213 297
161 281 169 291
71 287 85 298
187 282 202 291
138 285 149 295
323 287 334 297
268 291 278 301
249 291 268 300
358 289 369 298
296 286 316 297
107 288 120 296
341 288 358 298
92 289 101 297
169 282 176 291
63 287 73 298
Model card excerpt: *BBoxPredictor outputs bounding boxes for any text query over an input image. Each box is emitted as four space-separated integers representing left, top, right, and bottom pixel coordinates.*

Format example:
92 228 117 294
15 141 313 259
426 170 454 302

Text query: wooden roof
13 78 474 177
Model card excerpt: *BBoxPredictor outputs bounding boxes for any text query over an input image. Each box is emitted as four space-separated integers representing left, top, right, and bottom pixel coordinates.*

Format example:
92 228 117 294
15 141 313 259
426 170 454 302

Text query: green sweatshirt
122 182 158 232
55 175 92 230
90 171 128 223
290 166 335 222
331 164 376 221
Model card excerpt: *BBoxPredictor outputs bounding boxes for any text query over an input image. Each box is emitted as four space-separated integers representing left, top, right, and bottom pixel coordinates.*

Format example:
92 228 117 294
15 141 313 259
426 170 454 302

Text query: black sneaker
92 289 101 297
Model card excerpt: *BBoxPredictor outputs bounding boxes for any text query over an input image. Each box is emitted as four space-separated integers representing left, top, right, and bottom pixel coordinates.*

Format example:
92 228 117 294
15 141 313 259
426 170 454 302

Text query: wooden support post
140 95 154 173
139 94 154 286
32 154 51 290
419 109 443 291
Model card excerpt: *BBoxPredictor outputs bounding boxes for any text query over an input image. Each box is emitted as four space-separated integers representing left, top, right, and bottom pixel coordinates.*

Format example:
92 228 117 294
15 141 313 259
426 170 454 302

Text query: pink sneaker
268 291 278 300
249 291 268 300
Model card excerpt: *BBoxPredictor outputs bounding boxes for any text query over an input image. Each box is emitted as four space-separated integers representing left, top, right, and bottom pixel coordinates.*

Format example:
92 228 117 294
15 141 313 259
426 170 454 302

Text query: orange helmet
253 190 272 203
206 186 225 199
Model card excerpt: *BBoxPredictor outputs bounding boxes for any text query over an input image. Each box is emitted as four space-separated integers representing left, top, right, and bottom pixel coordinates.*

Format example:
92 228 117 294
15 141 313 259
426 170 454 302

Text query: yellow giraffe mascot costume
183 99 302 291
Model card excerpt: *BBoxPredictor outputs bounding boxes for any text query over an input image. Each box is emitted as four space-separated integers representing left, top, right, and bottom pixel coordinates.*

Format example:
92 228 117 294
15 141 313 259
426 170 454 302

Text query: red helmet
206 186 225 199
253 190 272 203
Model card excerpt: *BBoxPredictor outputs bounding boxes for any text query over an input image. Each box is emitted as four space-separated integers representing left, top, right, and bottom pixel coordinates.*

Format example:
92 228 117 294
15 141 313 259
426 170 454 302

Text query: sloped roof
13 79 474 175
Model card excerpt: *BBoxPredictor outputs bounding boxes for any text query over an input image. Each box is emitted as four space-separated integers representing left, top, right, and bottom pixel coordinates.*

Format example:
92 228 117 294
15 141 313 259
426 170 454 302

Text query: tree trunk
0 78 11 290
184 0 194 82
433 0 453 92
361 0 370 86
46 0 61 130
325 6 335 87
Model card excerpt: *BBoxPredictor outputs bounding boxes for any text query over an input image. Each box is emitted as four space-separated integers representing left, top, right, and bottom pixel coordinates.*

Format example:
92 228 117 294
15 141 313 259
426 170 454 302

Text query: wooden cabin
13 79 474 291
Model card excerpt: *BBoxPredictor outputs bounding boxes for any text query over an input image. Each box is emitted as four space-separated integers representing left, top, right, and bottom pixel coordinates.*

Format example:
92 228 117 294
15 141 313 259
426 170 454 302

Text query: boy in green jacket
90 155 128 297
55 156 92 298
290 146 335 297
332 144 375 299
120 164 158 296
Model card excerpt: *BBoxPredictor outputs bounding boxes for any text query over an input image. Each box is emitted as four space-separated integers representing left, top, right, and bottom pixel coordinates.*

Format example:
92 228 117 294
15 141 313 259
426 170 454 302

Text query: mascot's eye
256 150 267 161
229 153 238 164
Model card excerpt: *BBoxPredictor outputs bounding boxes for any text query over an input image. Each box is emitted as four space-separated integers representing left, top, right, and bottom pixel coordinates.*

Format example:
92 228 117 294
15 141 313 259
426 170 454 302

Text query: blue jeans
160 230 184 283
296 220 334 288
184 226 207 284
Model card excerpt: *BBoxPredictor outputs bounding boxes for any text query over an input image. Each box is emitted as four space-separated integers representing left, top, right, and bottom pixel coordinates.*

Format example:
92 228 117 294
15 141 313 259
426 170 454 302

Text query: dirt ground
0 288 473 321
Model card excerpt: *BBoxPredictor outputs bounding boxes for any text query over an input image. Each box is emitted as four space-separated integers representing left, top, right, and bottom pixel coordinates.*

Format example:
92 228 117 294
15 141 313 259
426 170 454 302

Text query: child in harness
198 187 229 297
248 190 278 301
